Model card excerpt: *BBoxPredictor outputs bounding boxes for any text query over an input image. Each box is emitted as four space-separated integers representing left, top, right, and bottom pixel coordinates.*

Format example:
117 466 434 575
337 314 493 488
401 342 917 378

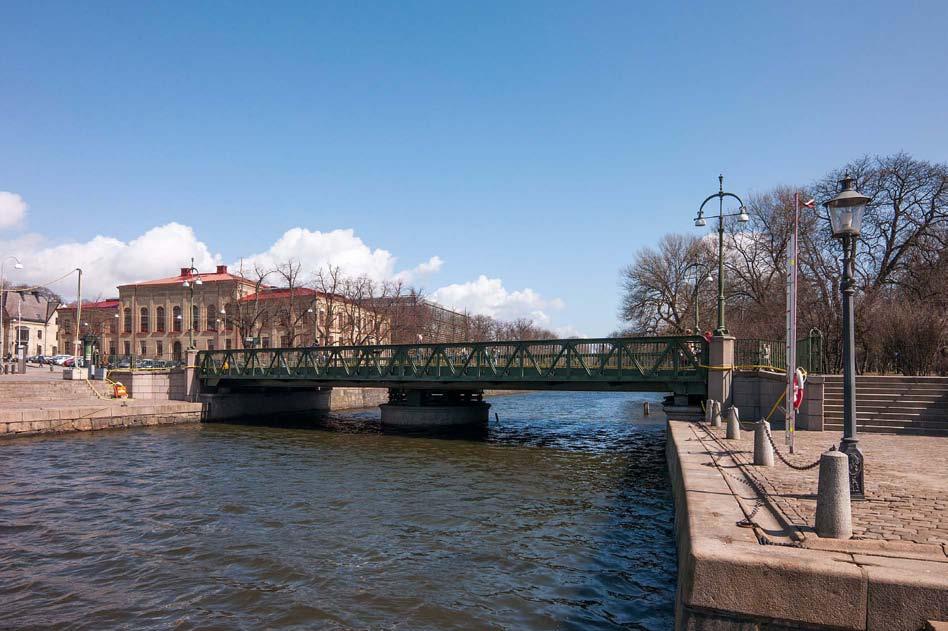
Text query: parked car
52 355 74 366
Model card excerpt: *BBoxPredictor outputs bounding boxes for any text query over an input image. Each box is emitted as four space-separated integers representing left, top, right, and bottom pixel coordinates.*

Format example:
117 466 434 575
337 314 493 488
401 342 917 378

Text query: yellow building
49 265 388 363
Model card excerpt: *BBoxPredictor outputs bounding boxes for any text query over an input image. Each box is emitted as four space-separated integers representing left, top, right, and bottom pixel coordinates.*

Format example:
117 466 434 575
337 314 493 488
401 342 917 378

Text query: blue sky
1 1 946 335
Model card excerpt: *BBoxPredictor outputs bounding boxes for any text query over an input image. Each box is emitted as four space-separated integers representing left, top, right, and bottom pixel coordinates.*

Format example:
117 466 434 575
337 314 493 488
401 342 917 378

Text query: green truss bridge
197 335 709 397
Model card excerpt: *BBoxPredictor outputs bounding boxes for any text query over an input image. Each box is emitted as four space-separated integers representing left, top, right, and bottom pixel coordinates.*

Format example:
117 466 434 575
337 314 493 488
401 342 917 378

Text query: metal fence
734 329 824 374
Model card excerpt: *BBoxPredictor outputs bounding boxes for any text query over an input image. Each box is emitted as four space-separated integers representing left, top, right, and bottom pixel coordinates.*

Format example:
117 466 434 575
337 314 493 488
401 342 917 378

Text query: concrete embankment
666 419 948 630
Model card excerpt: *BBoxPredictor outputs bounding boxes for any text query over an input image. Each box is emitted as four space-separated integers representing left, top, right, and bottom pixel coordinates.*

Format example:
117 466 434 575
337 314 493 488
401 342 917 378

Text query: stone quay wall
732 370 824 430
0 402 202 439
666 419 948 630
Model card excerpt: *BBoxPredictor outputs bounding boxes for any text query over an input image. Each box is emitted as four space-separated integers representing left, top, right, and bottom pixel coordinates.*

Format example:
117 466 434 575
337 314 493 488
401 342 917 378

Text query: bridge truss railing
197 336 709 387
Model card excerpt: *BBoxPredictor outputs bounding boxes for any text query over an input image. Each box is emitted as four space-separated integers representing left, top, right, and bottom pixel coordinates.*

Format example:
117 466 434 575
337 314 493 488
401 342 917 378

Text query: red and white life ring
792 368 807 410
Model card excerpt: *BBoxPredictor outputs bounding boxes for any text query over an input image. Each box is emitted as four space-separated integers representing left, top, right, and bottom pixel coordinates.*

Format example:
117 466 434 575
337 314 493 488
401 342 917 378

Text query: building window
123 307 132 333
172 341 182 361
140 341 147 356
156 306 166 332
140 307 150 333
156 341 163 358
109 342 116 356
208 341 215 351
192 305 201 333
279 335 289 347
37 330 42 340
63 320 72 335
225 339 232 350
206 304 216 331
123 341 131 356
172 306 182 332
109 318 116 334
262 337 270 348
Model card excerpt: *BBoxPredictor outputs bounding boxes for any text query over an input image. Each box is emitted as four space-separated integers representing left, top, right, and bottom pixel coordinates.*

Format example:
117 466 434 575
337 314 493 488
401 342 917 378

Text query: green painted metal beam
197 336 709 394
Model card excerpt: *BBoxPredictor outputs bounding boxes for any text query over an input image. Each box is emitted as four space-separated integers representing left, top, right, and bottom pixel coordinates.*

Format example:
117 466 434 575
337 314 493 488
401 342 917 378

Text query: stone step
824 403 948 413
822 376 948 385
824 385 948 394
824 422 948 436
824 416 948 428
824 411 948 423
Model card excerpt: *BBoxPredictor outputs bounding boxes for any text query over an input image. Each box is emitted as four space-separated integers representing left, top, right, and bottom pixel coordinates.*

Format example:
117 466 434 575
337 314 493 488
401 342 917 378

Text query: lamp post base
838 439 865 500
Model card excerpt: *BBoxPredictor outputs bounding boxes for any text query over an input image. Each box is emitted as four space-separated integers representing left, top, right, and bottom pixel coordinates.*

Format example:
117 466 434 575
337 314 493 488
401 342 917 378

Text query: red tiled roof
58 299 120 311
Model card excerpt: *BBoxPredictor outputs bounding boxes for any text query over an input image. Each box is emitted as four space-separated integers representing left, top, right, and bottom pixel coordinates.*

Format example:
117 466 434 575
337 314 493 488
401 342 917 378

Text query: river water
0 392 677 630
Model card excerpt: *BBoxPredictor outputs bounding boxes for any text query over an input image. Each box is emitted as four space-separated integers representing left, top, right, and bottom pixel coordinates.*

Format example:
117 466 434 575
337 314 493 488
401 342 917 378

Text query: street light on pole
824 174 871 500
694 175 749 336
182 258 203 350
0 256 24 358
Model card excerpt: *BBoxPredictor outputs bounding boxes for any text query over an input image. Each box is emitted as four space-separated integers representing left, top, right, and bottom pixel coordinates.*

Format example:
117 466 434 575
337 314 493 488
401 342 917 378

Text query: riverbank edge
0 403 202 439
666 419 948 630
0 388 539 439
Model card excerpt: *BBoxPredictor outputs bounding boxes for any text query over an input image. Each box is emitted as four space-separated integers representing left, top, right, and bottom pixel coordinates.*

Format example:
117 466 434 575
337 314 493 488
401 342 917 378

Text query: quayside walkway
667 419 948 630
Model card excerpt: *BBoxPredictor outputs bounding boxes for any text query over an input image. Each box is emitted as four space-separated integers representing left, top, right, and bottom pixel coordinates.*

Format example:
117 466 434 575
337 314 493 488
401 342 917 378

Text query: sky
1 1 947 336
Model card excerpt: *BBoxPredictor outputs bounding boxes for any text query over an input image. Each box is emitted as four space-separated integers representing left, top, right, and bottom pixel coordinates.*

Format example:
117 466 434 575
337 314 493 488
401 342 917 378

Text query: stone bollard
725 406 741 439
643 401 650 416
754 420 774 466
711 400 722 428
704 399 715 424
815 447 852 539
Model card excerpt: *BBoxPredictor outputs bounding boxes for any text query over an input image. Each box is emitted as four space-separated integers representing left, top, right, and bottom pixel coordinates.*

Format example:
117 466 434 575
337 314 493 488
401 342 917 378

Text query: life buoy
792 368 806 410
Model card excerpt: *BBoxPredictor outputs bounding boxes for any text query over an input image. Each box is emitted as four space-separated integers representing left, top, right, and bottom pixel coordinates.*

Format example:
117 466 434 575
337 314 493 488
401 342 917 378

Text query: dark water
0 392 677 630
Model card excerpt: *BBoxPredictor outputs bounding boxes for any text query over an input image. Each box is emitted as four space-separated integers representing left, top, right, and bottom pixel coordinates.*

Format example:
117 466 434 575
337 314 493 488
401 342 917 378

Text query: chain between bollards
762 424 822 471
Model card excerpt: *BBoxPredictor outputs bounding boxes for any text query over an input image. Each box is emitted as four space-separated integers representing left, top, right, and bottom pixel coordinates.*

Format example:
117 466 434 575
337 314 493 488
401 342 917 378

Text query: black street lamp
824 175 871 500
694 175 749 336
181 258 203 350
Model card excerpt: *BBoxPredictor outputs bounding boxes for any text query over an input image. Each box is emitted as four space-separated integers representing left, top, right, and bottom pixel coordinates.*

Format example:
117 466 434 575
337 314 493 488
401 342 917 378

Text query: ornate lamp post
181 258 203 350
824 175 871 499
694 175 749 335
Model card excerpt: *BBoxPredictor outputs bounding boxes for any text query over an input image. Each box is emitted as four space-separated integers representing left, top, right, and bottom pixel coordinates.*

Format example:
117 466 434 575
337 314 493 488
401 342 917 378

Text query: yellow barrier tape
699 364 787 372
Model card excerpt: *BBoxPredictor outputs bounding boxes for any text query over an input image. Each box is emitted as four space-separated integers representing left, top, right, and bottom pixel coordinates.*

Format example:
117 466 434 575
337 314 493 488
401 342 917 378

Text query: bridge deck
197 336 709 395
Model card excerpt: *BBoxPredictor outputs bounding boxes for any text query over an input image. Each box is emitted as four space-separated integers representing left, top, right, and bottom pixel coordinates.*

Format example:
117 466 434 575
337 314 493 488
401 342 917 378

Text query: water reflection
0 391 676 630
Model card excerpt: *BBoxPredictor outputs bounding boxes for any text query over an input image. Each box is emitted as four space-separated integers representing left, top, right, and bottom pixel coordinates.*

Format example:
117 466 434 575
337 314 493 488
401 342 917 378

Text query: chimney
216 265 228 274
180 267 192 277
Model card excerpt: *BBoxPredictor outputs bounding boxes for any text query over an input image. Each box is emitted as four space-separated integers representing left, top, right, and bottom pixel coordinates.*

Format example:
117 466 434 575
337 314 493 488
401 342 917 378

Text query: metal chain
696 423 806 548
762 424 822 471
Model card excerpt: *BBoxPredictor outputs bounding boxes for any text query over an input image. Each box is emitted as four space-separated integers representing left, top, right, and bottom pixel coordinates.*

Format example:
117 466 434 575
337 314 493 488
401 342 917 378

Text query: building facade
3 290 60 357
56 265 390 363
56 299 120 359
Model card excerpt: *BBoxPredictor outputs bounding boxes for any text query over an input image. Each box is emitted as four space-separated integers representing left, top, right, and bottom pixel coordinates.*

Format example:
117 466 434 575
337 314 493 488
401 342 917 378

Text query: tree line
618 152 948 375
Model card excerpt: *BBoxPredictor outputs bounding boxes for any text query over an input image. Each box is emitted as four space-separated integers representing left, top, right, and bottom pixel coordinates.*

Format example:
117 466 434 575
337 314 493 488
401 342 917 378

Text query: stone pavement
702 422 948 547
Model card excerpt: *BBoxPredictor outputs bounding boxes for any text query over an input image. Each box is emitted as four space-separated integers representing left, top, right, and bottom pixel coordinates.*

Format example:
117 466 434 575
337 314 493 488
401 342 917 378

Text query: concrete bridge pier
200 386 331 422
380 388 490 429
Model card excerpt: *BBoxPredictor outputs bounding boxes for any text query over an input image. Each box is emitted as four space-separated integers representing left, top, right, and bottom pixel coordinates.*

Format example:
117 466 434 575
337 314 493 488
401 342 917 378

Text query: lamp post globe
825 175 870 237
824 174 871 500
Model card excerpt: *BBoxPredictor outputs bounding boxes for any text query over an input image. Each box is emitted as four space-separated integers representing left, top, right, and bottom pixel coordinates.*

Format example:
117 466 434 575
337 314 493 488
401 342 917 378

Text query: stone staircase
0 379 111 403
823 375 948 435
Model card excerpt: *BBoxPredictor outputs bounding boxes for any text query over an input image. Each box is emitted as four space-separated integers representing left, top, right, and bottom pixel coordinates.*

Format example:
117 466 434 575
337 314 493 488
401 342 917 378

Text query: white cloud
240 227 437 283
0 192 27 229
0 222 443 300
430 275 565 326
415 255 443 275
553 324 587 339
0 223 219 299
